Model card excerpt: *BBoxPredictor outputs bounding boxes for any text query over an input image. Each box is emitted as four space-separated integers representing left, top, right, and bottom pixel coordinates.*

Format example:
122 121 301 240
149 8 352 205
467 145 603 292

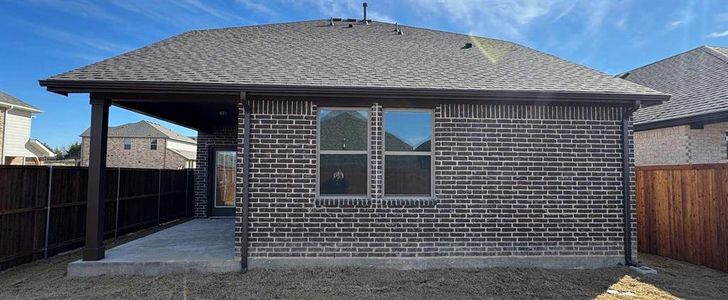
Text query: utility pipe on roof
621 100 640 266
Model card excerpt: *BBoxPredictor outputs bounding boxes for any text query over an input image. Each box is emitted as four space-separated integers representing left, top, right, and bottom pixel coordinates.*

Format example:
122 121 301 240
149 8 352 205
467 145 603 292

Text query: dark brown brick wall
220 100 635 261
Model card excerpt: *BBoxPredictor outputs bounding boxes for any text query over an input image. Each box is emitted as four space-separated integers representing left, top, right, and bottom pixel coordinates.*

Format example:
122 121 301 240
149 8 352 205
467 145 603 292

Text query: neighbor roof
622 46 728 128
81 120 196 143
41 20 665 103
0 91 41 112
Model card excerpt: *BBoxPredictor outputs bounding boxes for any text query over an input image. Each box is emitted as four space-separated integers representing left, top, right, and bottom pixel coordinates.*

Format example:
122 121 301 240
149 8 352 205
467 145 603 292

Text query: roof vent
329 17 334 26
394 22 398 31
463 42 473 49
362 2 368 22
348 23 354 28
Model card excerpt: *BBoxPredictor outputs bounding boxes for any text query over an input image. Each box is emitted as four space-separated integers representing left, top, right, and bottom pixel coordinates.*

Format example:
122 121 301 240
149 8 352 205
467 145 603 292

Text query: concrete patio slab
68 218 240 277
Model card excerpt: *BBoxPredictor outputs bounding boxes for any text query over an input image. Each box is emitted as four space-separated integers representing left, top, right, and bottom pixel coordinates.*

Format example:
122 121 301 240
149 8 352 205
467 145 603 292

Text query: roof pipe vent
397 25 404 35
394 22 398 31
362 2 368 22
329 17 334 26
463 42 473 49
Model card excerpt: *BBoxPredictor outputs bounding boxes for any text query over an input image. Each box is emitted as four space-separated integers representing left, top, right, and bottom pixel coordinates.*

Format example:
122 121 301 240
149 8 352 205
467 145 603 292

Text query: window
384 110 433 196
123 138 132 150
150 139 158 150
318 108 369 196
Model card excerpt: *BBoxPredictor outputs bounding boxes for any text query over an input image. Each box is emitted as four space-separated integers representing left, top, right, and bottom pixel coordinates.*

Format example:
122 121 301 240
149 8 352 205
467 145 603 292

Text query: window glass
320 109 369 151
123 138 132 150
385 155 431 195
318 109 368 196
319 154 367 195
150 139 158 150
384 111 432 151
384 110 433 196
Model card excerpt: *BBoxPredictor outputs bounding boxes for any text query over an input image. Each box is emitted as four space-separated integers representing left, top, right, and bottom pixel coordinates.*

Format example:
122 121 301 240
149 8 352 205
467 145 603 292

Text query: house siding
218 99 635 268
634 122 728 166
0 108 5 159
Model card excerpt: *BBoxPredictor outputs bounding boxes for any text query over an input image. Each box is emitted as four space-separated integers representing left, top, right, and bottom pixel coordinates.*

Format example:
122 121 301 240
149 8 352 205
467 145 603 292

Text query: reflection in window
123 138 132 150
150 139 158 150
319 109 368 196
384 110 433 196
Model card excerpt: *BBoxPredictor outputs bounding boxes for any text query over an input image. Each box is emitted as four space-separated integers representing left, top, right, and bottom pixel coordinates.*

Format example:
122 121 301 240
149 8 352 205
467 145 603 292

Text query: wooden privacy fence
0 166 194 271
636 164 728 272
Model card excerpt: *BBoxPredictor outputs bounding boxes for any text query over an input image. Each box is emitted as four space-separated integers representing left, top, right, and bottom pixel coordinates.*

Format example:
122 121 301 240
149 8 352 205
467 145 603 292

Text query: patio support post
83 95 110 261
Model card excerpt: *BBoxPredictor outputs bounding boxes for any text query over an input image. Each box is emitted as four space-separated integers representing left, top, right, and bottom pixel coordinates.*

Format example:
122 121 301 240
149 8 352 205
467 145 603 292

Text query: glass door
209 147 236 216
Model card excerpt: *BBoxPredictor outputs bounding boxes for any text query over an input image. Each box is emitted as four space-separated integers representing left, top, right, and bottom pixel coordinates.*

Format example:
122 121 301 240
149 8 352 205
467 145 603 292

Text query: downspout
621 100 640 266
240 91 251 272
1 104 15 164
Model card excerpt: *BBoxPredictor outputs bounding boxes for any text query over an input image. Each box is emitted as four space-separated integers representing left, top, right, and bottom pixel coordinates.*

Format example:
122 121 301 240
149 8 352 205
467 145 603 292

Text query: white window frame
123 137 132 150
382 108 435 198
316 107 371 198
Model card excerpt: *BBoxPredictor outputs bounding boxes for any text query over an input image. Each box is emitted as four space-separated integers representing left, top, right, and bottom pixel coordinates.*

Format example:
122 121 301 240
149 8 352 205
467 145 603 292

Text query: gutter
240 91 251 272
38 80 669 106
1 104 13 163
621 100 640 266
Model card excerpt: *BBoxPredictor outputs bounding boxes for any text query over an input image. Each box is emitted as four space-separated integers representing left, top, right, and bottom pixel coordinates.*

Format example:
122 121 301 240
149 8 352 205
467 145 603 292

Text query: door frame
207 145 236 217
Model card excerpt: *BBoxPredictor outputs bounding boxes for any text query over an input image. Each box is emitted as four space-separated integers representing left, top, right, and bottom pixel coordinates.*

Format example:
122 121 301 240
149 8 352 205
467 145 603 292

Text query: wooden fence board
0 166 194 271
637 164 728 272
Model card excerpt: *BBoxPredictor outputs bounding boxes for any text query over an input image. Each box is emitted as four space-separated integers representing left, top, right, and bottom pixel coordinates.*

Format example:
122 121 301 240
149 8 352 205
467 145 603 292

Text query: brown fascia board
38 79 669 106
635 109 728 131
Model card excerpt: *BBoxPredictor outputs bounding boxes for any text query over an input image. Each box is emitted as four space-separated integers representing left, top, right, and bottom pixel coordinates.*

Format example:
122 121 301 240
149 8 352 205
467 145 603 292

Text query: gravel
1 227 726 299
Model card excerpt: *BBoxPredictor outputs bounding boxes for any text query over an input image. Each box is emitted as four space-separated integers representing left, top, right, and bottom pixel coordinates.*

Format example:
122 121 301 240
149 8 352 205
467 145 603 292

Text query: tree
64 142 81 159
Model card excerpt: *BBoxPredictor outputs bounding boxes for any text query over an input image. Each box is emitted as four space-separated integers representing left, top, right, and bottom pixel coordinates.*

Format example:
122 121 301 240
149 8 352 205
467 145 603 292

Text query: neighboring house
621 46 728 166
80 120 196 169
40 19 668 270
0 91 54 165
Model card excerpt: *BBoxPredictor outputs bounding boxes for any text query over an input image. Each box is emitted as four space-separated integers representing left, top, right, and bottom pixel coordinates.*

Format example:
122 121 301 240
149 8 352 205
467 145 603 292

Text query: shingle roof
42 20 663 100
0 91 41 112
168 148 196 160
622 46 728 126
81 120 196 143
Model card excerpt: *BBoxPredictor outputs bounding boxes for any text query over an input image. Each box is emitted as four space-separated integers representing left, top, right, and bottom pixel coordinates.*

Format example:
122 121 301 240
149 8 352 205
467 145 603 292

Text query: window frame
382 108 435 198
150 139 158 150
123 137 132 150
316 106 371 199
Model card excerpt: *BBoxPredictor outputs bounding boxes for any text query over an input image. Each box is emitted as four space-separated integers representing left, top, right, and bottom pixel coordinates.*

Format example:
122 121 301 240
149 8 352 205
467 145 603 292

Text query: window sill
315 197 371 207
382 197 437 208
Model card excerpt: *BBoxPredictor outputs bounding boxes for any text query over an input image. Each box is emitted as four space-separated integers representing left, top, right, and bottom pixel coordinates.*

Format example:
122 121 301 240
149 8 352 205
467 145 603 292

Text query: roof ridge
622 45 717 76
703 46 728 64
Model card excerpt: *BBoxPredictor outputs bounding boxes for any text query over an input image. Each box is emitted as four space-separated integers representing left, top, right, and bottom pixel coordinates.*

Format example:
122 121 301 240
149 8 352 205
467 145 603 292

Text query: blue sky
1 0 727 148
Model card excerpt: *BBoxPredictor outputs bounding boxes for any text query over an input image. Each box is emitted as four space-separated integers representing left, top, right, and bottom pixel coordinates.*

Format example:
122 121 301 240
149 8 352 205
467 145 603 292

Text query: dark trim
635 109 728 131
39 80 667 105
83 96 110 261
240 91 251 272
621 101 640 266
207 145 236 217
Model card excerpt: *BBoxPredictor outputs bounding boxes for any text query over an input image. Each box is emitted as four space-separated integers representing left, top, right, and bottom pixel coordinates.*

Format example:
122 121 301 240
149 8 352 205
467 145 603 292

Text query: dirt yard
1 227 726 299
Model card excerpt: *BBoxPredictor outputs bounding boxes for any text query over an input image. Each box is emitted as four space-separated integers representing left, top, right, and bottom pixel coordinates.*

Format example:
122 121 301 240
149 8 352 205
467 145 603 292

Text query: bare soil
1 227 726 299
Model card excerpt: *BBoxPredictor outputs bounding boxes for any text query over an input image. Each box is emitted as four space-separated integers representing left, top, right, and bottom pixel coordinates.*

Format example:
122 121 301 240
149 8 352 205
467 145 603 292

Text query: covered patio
67 218 239 277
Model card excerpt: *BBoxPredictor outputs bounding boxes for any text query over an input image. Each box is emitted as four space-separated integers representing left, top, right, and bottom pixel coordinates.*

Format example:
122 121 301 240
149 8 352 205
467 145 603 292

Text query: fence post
157 169 161 225
114 168 121 239
43 166 53 259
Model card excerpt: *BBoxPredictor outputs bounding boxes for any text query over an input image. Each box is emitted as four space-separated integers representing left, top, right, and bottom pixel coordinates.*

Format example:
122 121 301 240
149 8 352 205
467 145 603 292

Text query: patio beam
83 95 110 261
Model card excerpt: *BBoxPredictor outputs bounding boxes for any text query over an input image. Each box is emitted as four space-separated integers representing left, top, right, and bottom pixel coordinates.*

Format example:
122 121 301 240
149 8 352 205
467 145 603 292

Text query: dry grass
1 228 726 299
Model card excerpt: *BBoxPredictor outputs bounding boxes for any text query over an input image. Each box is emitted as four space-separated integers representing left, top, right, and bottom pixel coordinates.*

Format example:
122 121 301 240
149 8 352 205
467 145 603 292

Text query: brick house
620 46 728 165
80 120 196 169
0 91 54 165
40 19 668 270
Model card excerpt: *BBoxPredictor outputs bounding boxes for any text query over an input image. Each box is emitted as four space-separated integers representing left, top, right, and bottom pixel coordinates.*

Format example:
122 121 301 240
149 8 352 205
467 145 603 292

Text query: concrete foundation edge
67 259 242 277
248 255 624 270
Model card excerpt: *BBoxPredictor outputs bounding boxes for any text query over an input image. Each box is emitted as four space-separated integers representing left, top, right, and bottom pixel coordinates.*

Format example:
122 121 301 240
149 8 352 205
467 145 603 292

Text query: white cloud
667 3 695 29
236 0 278 18
707 30 728 38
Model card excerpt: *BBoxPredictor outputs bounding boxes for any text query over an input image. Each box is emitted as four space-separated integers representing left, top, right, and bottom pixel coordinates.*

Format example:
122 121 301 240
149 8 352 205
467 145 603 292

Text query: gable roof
81 120 196 144
40 20 666 104
0 91 41 112
621 46 728 129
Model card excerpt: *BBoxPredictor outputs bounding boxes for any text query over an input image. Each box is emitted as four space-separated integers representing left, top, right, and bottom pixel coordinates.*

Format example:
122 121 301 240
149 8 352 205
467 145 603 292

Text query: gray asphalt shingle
44 20 661 97
622 46 728 125
81 120 196 144
0 91 40 111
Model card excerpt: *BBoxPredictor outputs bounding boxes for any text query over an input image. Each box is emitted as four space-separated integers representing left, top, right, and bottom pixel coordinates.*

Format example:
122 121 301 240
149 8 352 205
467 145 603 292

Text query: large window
318 108 369 196
384 110 433 196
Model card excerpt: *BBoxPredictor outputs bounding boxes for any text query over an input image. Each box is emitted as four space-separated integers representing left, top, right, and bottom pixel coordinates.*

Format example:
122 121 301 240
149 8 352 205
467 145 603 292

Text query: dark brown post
83 95 110 261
